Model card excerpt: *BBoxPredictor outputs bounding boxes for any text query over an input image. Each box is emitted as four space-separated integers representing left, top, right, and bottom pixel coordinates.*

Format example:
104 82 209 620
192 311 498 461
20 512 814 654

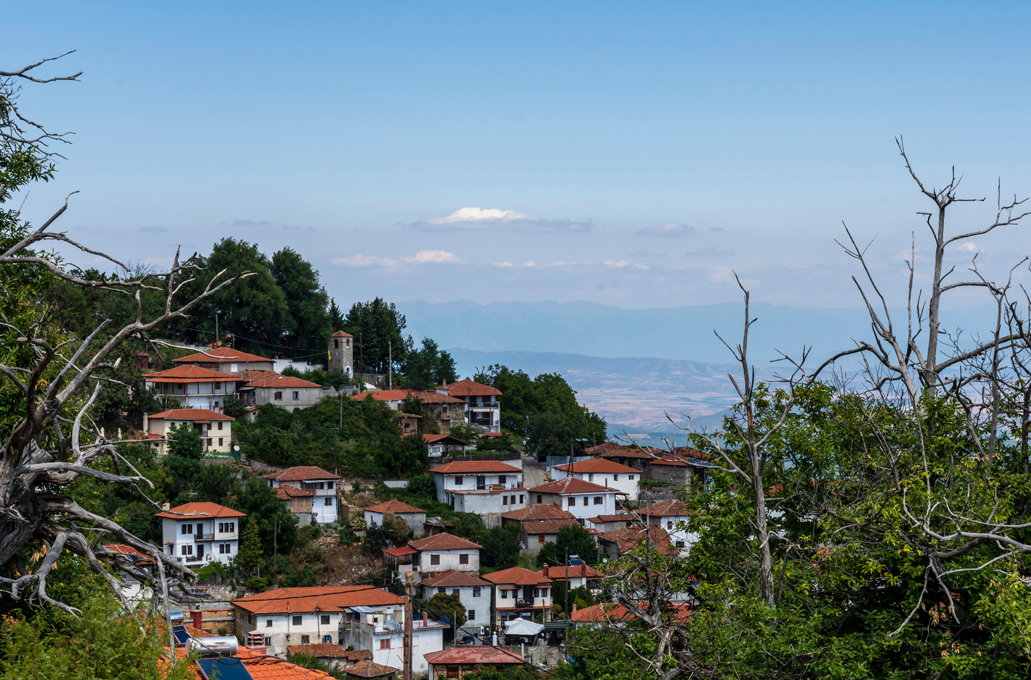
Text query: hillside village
114 332 707 679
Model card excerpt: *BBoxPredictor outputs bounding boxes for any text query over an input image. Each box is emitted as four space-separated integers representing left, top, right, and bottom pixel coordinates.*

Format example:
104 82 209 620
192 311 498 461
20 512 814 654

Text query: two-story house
351 389 466 435
418 570 493 632
145 365 241 412
430 460 526 527
408 533 482 575
155 502 245 567
263 466 341 525
642 499 695 554
172 347 276 373
500 503 580 557
528 477 621 524
344 600 447 675
274 485 316 526
552 458 641 498
364 499 427 536
238 370 323 413
481 566 552 627
444 378 502 433
143 409 234 455
542 561 604 593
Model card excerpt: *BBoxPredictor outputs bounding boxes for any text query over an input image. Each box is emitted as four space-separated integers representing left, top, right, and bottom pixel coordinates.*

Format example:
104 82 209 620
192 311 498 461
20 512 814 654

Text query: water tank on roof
190 636 239 657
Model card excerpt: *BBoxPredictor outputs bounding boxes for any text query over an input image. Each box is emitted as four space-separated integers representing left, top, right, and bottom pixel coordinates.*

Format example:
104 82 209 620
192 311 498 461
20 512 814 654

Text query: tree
232 478 298 557
328 297 345 332
406 474 436 500
480 524 521 570
535 525 598 568
344 297 412 374
237 518 263 574
270 247 330 351
424 591 467 629
222 393 246 418
166 422 204 460
402 337 457 389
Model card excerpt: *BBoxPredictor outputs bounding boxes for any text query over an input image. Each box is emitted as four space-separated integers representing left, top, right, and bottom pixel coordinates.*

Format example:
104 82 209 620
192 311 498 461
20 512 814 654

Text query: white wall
420 583 490 627
162 518 239 566
418 549 480 573
236 610 344 658
564 470 639 498
453 491 527 528
531 491 617 523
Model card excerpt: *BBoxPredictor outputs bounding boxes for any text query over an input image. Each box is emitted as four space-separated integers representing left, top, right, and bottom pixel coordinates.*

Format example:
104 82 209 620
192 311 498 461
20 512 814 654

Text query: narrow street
521 453 548 490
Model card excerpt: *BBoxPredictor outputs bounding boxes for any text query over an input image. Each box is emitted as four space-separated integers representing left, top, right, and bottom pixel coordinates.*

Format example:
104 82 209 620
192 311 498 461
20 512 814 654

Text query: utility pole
403 571 413 680
273 518 279 583
215 312 218 347
388 340 393 390
564 548 570 640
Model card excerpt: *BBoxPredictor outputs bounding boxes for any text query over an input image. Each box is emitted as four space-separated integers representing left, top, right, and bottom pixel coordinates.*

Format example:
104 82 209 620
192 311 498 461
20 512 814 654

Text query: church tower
328 331 354 377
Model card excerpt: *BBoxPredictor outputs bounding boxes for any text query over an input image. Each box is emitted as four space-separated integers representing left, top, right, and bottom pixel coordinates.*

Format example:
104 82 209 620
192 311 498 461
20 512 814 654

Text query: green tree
232 477 299 557
344 297 412 374
237 517 263 574
535 525 598 568
406 474 437 500
222 393 246 418
328 298 345 332
402 337 457 389
480 524 521 570
166 422 204 460
424 592 467 629
270 246 331 351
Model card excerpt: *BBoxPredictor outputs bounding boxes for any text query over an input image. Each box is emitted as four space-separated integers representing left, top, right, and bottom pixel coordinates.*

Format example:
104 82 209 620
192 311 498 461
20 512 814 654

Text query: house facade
552 457 641 498
364 499 427 536
501 504 580 557
425 647 524 680
444 378 502 433
431 460 526 527
144 409 234 455
528 477 620 524
275 485 315 526
264 466 341 525
156 502 245 567
418 570 493 632
642 499 695 554
173 347 276 373
408 532 482 575
145 365 241 412
239 370 323 412
481 567 552 627
351 389 466 434
327 330 355 377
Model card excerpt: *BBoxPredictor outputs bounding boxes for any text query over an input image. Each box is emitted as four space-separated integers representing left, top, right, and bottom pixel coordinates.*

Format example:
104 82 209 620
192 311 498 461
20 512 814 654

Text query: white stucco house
419 570 493 632
263 466 340 525
642 499 695 554
144 408 235 455
364 499 427 536
481 566 552 627
552 457 640 498
527 477 621 524
156 502 245 567
408 532 482 575
145 365 241 412
430 460 526 527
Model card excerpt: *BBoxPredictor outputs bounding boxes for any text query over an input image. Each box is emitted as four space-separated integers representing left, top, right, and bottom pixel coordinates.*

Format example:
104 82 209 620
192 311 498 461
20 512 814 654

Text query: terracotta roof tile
571 602 692 624
554 458 639 474
148 408 235 422
444 378 503 398
528 477 618 495
344 660 400 678
501 503 576 522
263 466 341 481
286 644 368 659
420 570 491 588
643 499 690 517
480 566 551 587
590 513 635 523
365 499 426 515
241 370 322 389
522 519 581 535
173 348 271 365
542 564 602 580
145 365 241 383
331 330 353 338
155 502 246 520
276 486 315 499
598 525 677 555
424 647 524 666
233 586 402 614
351 389 463 404
408 532 481 551
430 461 521 474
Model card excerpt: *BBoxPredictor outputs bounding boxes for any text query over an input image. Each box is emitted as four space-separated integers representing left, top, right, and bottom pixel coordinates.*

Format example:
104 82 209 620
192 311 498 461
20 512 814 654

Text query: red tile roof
423 434 468 445
408 532 482 551
275 486 315 499
590 513 635 523
286 644 369 660
420 570 491 588
501 503 576 522
584 441 629 456
430 461 521 474
445 378 503 398
554 458 639 475
543 564 603 580
103 544 156 565
241 370 322 389
173 347 272 365
481 566 551 587
571 602 692 624
145 365 241 383
344 660 400 678
383 546 418 557
424 647 524 666
148 408 235 422
528 477 618 495
522 519 581 535
155 502 246 519
351 389 463 404
331 330 353 338
263 466 341 481
236 647 335 680
643 499 690 517
233 586 402 614
598 525 677 555
365 499 426 515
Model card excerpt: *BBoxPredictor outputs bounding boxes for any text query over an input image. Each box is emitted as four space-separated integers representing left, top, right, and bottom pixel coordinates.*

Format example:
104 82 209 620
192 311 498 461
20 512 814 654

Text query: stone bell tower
328 330 353 377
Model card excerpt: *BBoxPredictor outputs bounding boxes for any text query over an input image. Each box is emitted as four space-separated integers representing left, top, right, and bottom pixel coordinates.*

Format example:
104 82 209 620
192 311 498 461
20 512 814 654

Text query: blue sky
8 1 1031 309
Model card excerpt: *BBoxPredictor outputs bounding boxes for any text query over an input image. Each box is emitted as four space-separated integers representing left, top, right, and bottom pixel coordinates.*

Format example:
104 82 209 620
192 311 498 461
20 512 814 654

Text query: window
180 545 192 555
629 475 635 480
321 614 330 625
613 474 619 481
265 636 272 646
265 619 273 628
207 438 212 447
452 589 460 597
323 635 332 643
293 391 300 400
379 639 391 650
519 494 524 504
501 590 509 599
667 520 674 529
476 476 486 490
455 476 463 486
502 496 508 506
325 498 332 506
182 524 193 535
327 482 334 490
437 588 446 595
588 473 594 481
538 535 545 543
300 635 310 644
473 587 481 597
568 497 576 507
676 541 685 548
274 391 283 401
292 615 302 626
334 339 339 349
499 475 507 485
220 543 230 554
459 554 469 565
217 421 223 431
536 495 542 504
468 610 476 621
510 495 516 505
430 554 440 566
594 496 603 505
218 438 223 447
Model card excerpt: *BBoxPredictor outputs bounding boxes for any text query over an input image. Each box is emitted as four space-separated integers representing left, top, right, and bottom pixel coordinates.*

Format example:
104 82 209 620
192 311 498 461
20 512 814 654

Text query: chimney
161 502 170 511
572 603 578 617
422 611 428 627
542 563 549 578
580 563 586 576
192 610 203 630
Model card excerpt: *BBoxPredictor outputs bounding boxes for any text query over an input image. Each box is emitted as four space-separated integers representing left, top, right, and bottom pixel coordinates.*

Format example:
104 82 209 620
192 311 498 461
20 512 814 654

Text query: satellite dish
234 445 240 452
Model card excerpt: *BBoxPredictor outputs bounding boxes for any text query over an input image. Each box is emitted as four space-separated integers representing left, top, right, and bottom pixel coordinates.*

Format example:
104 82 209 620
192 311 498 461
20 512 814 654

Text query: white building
480 566 552 627
143 408 235 455
364 499 427 536
642 499 695 554
430 460 526 527
444 378 502 432
263 466 340 525
172 347 276 373
232 585 444 674
527 477 621 524
156 502 245 567
238 370 323 413
144 365 241 412
419 570 493 631
552 457 640 498
408 532 482 575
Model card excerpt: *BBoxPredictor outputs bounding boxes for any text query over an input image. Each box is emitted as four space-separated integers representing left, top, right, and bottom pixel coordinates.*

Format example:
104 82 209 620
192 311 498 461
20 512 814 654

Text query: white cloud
402 250 463 264
956 242 980 253
492 261 514 268
604 260 629 268
636 222 695 237
522 260 538 267
332 254 396 267
411 207 592 233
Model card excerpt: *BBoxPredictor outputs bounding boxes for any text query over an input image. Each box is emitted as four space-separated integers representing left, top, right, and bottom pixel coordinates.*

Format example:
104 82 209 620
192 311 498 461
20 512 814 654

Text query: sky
8 1 1031 311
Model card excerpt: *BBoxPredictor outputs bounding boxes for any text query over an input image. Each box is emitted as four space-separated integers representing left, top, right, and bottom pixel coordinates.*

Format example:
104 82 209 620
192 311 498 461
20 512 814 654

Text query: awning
545 621 573 630
505 619 544 636
384 546 417 557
